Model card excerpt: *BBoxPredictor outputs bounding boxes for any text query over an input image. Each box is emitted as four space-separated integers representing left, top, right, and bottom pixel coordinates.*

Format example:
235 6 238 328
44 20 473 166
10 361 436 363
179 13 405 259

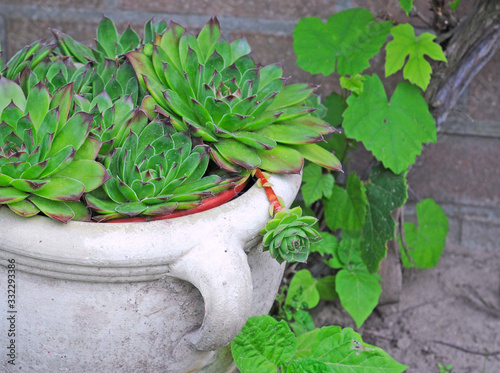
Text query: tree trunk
426 0 500 128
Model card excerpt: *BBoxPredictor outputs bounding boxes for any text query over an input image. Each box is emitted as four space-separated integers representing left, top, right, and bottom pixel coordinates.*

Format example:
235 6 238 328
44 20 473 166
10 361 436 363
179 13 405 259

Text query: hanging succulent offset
126 18 342 174
0 77 108 222
86 118 242 221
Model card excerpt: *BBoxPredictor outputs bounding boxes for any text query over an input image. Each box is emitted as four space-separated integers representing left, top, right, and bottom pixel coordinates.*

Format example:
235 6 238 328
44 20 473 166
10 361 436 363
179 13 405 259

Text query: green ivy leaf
336 269 382 328
361 165 408 273
400 199 449 268
231 315 296 373
311 231 339 257
399 0 414 15
450 0 461 11
323 92 346 127
285 269 320 310
293 9 392 76
290 310 316 337
301 163 334 206
340 74 365 95
295 326 407 372
343 74 436 174
315 276 338 301
337 230 366 270
325 173 367 231
385 24 447 91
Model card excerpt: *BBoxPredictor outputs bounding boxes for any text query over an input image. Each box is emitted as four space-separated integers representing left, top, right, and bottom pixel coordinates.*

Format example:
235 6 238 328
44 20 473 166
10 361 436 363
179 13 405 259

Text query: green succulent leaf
400 199 449 269
256 145 304 174
0 76 27 112
293 9 393 76
6 199 40 217
29 195 75 223
261 206 320 263
290 143 342 172
31 176 86 201
0 187 29 204
343 75 436 174
385 24 447 91
53 160 109 192
97 17 119 58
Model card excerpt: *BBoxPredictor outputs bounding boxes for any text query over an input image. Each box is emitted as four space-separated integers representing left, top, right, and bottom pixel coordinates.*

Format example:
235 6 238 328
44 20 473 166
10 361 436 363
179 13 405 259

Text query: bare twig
431 339 500 357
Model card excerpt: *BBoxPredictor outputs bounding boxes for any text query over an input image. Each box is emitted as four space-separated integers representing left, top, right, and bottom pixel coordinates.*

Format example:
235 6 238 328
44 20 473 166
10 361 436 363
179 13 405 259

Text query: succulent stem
255 168 283 214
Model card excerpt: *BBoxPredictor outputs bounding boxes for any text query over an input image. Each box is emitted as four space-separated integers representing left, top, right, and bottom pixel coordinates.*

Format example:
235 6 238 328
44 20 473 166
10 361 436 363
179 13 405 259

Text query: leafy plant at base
291 5 449 328
231 315 407 373
399 199 449 269
0 78 108 222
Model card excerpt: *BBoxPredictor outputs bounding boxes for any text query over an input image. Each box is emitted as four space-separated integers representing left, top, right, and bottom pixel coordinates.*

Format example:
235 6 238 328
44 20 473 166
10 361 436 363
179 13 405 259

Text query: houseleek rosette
86 118 242 221
127 18 342 174
0 77 109 222
260 206 320 263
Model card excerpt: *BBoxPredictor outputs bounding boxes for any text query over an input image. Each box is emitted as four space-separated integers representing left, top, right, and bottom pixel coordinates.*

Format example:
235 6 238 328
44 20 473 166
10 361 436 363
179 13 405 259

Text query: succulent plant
126 17 342 174
86 118 242 221
260 206 321 263
0 77 108 222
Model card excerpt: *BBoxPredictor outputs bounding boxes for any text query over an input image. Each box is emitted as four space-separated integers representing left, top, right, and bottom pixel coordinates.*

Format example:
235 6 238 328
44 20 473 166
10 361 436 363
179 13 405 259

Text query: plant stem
255 168 283 213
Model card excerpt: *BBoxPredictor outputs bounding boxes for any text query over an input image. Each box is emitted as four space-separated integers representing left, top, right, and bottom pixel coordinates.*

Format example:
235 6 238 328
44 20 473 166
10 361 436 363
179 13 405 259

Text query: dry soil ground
312 242 500 373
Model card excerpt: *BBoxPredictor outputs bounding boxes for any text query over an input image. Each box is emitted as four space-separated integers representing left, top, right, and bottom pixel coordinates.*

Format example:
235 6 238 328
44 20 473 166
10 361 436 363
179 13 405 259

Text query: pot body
0 174 301 373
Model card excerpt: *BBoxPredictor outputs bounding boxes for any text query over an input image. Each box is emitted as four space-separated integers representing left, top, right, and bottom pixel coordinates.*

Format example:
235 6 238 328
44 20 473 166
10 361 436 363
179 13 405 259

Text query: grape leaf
285 269 320 310
336 268 382 328
311 231 339 257
290 310 316 337
337 230 366 270
361 165 407 273
295 326 408 372
316 276 338 301
231 315 296 373
325 173 367 231
399 0 414 15
400 199 449 268
450 0 461 11
293 8 392 76
301 163 334 206
343 74 436 174
340 74 365 95
323 92 346 127
385 24 447 91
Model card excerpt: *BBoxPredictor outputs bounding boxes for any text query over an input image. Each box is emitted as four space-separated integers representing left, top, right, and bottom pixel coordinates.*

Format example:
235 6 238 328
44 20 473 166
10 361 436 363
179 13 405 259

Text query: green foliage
231 315 408 373
386 24 447 91
438 362 453 373
400 199 449 268
261 207 321 263
301 163 334 206
291 6 448 332
343 75 436 174
127 18 341 174
336 269 382 328
293 8 392 76
449 0 461 11
399 0 414 15
0 78 107 222
361 165 408 272
324 173 367 231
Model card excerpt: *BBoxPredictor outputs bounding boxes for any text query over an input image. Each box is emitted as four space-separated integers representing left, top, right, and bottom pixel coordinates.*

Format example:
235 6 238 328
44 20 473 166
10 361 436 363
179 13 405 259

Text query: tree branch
426 0 500 128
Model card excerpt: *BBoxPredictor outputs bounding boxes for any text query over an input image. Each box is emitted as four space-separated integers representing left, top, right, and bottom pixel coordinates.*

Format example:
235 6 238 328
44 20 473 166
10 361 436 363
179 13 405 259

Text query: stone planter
0 174 301 373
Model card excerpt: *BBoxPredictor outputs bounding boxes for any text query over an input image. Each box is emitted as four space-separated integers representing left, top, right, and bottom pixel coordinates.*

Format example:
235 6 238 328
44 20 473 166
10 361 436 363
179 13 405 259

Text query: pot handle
169 236 253 352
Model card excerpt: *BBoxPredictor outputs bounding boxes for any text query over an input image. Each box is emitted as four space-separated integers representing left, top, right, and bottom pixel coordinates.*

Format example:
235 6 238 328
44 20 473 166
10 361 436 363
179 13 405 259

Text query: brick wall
0 0 498 249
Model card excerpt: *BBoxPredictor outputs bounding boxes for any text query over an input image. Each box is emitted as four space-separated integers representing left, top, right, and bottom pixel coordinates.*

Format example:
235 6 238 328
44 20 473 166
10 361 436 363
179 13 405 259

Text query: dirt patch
312 242 500 372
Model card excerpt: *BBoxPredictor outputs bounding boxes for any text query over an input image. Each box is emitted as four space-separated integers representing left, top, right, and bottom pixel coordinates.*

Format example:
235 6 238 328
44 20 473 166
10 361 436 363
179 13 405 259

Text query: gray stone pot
0 174 301 373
